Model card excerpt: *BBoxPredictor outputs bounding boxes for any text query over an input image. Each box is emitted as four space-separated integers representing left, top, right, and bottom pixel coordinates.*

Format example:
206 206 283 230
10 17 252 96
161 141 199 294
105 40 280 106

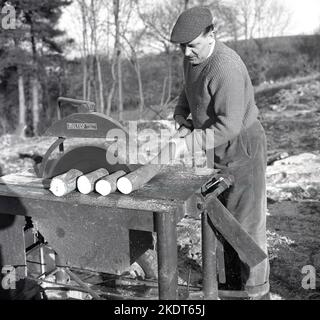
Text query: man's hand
178 126 191 138
174 115 194 138
174 115 194 129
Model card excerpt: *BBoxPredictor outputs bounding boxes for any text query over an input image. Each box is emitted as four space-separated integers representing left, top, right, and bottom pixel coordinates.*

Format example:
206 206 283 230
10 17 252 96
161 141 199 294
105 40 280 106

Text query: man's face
180 31 214 65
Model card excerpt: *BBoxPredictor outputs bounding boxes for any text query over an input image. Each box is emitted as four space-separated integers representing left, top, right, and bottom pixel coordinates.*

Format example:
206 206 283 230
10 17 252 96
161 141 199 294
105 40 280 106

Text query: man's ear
207 31 215 44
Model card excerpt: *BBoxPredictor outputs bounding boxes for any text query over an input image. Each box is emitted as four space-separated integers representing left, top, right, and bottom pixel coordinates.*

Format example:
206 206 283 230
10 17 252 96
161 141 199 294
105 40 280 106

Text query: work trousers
211 120 270 298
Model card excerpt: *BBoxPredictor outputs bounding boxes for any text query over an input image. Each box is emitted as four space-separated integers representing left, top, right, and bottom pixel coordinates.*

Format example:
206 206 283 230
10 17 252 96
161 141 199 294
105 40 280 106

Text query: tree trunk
96 55 105 113
113 0 123 121
17 71 26 137
118 52 123 121
29 15 40 136
91 0 105 113
165 51 173 105
106 61 116 116
87 54 94 101
82 60 88 100
160 77 167 106
161 49 173 106
93 59 99 107
135 61 145 118
106 0 121 117
79 0 88 100
31 76 39 136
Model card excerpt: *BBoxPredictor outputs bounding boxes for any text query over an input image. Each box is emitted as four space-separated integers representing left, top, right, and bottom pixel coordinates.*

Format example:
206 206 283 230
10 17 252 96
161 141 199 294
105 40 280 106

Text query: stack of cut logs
49 133 178 197
49 164 163 197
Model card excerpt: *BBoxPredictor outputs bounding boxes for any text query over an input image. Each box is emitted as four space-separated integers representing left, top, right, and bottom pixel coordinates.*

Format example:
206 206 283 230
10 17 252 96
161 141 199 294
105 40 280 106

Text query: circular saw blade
42 145 140 179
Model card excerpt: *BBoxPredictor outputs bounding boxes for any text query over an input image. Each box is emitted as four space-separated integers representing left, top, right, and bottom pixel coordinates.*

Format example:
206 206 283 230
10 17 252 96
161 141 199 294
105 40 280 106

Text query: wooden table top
0 166 210 214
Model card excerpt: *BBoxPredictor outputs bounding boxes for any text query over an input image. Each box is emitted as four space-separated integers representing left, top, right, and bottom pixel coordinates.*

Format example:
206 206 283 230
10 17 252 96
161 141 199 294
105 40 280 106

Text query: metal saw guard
36 97 141 178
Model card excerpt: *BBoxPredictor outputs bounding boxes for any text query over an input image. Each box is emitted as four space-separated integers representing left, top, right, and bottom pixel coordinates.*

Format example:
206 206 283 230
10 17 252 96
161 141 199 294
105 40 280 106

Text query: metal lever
200 174 234 198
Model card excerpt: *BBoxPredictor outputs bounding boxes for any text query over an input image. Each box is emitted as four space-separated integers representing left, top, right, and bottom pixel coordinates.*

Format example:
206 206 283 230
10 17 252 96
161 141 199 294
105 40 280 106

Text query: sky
223 0 320 35
59 0 320 57
60 0 320 39
276 0 320 35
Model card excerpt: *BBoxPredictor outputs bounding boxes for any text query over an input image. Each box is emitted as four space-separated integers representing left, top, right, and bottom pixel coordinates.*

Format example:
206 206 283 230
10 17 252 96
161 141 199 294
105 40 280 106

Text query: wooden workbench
0 166 208 300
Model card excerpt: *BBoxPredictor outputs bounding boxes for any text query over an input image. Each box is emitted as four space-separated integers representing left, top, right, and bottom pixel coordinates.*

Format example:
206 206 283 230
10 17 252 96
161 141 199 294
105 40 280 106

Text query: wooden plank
205 196 267 268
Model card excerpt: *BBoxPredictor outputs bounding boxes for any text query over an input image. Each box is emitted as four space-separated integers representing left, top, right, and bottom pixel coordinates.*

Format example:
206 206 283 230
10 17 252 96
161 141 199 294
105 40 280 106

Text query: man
170 6 270 299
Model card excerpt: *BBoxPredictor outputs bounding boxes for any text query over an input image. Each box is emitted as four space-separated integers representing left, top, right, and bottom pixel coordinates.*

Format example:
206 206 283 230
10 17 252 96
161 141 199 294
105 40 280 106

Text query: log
95 170 126 196
117 164 163 194
77 168 109 194
254 73 320 97
50 169 83 197
117 133 178 195
267 152 289 166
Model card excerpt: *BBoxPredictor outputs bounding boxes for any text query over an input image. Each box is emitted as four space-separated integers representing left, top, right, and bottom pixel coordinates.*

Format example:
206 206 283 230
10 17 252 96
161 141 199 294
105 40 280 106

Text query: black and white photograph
0 0 319 305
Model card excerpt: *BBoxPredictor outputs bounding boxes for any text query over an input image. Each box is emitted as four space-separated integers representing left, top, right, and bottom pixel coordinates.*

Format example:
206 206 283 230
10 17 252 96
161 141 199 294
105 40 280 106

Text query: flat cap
170 7 213 44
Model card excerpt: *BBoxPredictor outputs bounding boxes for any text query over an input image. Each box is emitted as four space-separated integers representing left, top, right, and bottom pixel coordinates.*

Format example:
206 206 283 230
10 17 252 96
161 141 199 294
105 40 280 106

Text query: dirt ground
0 78 319 300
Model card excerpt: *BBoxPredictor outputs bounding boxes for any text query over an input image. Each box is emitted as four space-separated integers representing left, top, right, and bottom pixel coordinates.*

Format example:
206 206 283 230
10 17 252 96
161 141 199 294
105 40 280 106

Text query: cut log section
50 169 83 197
77 168 109 194
117 136 177 194
117 165 163 195
95 170 126 196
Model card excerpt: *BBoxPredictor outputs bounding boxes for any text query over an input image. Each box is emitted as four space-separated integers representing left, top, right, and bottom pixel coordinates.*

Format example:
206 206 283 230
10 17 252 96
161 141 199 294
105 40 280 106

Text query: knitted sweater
174 40 259 148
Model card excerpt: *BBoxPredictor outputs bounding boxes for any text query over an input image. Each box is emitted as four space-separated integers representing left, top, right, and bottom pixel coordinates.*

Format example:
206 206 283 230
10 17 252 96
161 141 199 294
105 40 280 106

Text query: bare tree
17 67 26 136
135 0 184 106
76 0 89 100
229 0 291 40
12 37 27 137
263 0 291 37
89 0 105 113
106 0 122 118
121 29 146 118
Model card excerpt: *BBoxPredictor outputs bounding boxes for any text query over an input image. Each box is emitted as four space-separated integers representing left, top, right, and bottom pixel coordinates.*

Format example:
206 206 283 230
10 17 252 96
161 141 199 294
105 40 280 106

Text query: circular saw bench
0 97 267 300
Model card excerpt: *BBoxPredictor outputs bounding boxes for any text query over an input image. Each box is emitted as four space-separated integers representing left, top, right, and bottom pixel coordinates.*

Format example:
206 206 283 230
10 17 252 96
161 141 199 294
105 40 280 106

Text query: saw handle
57 97 96 120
